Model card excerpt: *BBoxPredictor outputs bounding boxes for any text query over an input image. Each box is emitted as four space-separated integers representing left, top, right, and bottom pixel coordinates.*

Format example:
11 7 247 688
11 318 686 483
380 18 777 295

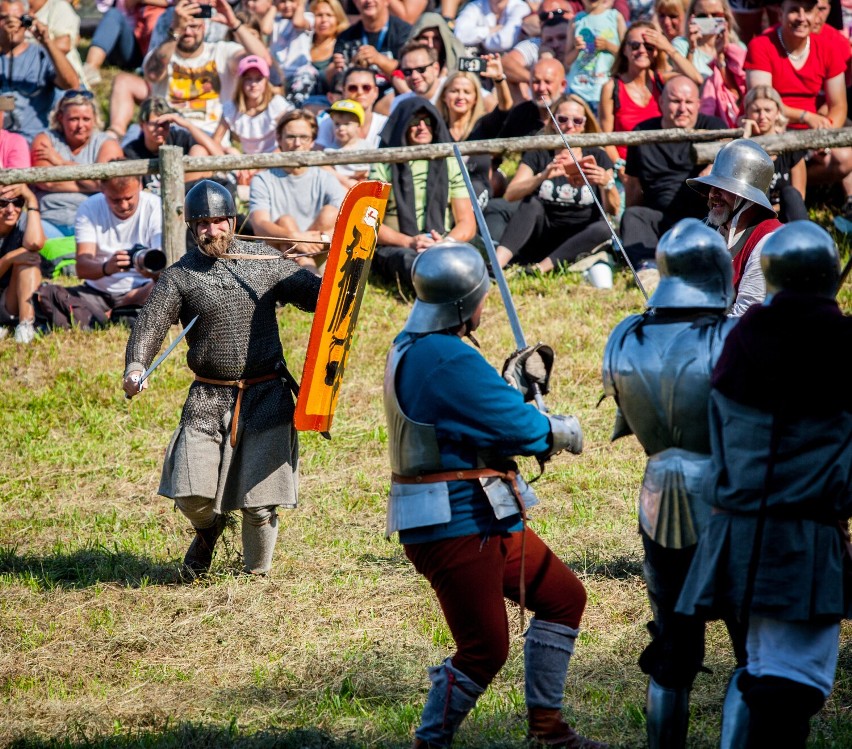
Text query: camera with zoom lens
127 244 167 274
20 14 33 27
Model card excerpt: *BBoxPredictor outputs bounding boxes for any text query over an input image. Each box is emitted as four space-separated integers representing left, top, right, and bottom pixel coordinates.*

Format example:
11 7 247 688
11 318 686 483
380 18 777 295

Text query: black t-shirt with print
521 146 613 226
768 149 806 208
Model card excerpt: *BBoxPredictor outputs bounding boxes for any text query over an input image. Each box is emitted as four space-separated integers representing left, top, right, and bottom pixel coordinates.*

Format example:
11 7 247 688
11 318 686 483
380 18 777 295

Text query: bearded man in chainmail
122 179 321 579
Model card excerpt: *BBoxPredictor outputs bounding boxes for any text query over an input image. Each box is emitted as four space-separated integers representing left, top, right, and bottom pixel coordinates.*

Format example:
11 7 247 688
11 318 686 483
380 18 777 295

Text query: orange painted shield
294 180 390 433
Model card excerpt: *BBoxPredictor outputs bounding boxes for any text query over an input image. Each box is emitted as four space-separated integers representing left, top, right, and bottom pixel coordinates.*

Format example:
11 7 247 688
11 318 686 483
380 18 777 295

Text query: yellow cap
329 98 365 125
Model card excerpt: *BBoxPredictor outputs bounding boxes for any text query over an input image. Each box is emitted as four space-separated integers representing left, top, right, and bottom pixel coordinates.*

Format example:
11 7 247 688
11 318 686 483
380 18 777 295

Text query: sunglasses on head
539 8 568 21
556 114 586 126
401 63 433 77
628 40 656 51
60 89 95 101
346 83 375 93
0 197 25 208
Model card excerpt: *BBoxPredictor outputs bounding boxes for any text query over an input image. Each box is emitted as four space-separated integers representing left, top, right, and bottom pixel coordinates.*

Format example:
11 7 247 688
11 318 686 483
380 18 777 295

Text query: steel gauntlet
544 414 583 458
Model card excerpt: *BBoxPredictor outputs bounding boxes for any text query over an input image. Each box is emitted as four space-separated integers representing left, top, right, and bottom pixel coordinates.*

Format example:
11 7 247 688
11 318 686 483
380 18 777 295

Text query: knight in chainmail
602 219 746 749
122 180 321 578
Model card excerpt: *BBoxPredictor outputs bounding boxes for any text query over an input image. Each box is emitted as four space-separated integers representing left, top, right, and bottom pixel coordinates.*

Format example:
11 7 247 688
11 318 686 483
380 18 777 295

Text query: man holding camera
0 0 79 142
143 0 271 136
35 173 163 330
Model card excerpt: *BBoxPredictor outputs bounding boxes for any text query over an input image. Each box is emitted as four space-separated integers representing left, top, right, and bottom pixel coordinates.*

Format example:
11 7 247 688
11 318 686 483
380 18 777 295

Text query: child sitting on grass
322 99 370 189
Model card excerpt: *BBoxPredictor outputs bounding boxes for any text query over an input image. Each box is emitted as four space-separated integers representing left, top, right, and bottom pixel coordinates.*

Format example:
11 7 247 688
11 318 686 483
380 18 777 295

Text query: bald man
620 76 727 287
476 57 569 241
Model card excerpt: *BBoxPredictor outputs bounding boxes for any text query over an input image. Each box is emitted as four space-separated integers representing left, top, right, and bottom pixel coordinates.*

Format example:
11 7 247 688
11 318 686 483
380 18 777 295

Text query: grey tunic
125 239 321 511
677 390 852 624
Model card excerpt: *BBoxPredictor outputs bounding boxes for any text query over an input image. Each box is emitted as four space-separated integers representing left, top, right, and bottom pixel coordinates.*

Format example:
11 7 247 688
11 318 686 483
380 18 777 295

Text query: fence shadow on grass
8 725 379 749
0 545 181 589
568 552 644 581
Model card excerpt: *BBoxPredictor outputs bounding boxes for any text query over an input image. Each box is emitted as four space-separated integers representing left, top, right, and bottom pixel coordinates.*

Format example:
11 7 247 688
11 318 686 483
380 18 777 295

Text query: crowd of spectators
0 0 849 339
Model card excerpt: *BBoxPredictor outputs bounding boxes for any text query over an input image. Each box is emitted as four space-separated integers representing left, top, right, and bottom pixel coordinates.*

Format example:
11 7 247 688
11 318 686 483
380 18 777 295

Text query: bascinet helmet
761 220 840 299
686 139 774 212
403 242 490 334
649 218 734 309
184 180 237 235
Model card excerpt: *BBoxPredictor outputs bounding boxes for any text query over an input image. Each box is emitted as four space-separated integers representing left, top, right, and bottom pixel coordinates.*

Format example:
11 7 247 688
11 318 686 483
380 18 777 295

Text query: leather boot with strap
182 515 227 580
527 708 609 749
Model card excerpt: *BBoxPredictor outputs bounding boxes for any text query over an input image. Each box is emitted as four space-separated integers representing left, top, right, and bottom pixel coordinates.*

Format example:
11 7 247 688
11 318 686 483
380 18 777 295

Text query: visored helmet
403 242 490 334
648 218 734 310
185 179 236 231
686 139 774 213
761 220 840 299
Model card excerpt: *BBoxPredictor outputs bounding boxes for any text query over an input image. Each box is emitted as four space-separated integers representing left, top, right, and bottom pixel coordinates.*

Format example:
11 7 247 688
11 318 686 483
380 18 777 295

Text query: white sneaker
0 325 9 340
14 320 35 344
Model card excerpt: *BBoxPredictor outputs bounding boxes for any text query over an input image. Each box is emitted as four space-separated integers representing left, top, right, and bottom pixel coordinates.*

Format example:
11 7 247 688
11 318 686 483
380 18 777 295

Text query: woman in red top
745 0 852 215
599 21 699 176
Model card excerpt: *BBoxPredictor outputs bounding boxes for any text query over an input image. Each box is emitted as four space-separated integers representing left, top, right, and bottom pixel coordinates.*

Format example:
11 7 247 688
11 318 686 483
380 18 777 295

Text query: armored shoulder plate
604 314 736 456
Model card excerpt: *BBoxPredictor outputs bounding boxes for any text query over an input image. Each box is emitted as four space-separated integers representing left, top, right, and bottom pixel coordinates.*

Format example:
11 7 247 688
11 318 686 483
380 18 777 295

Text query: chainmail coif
125 239 321 436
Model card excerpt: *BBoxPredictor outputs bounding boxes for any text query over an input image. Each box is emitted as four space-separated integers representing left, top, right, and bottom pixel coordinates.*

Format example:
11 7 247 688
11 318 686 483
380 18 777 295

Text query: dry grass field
2 264 851 749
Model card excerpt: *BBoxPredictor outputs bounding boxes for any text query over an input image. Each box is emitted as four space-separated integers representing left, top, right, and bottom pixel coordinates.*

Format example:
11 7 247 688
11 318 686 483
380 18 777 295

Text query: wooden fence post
159 145 185 265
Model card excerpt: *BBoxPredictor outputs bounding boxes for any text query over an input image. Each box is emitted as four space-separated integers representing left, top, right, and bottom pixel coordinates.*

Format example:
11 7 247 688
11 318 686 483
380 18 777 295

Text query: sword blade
139 315 199 387
452 145 546 412
540 99 649 301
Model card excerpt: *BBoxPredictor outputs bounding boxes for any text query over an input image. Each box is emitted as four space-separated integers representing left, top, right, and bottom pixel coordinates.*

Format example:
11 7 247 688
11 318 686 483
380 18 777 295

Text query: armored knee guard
646 677 689 749
741 674 825 749
414 658 485 747
241 506 278 575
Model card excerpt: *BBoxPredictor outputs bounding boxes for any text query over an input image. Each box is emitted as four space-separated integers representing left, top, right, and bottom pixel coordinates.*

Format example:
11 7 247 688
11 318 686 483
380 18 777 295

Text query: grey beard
197 232 233 258
707 204 732 228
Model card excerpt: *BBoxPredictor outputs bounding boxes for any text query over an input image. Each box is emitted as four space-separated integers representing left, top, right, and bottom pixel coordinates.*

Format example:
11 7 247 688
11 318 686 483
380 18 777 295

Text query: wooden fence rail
4 126 848 264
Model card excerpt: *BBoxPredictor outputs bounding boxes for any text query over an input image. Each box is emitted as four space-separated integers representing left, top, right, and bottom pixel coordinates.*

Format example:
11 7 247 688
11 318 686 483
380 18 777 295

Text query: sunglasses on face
556 115 586 126
401 63 433 77
408 116 433 129
628 40 656 51
694 11 725 17
346 83 375 93
0 197 25 208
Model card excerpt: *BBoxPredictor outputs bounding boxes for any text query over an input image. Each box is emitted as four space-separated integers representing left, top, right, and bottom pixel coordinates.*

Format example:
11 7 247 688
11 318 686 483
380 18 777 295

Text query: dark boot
741 675 825 749
527 708 609 749
181 515 226 580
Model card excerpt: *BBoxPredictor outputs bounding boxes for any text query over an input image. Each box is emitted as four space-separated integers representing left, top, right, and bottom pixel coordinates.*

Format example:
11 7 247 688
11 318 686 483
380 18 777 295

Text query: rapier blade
139 315 199 388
